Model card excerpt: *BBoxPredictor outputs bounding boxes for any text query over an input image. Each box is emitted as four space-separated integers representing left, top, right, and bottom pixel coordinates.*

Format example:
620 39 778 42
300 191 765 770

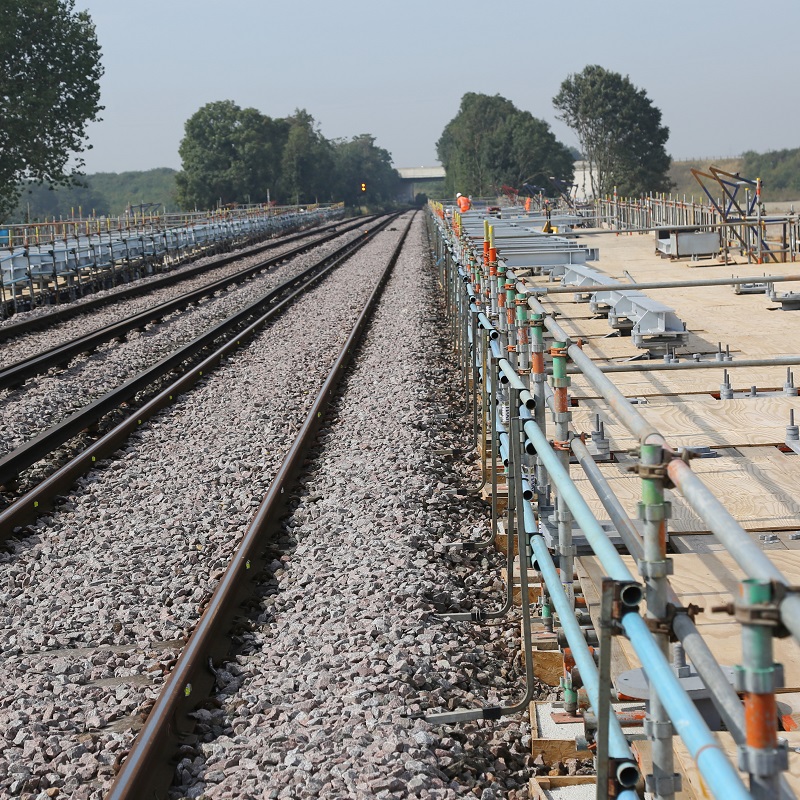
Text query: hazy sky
77 0 799 174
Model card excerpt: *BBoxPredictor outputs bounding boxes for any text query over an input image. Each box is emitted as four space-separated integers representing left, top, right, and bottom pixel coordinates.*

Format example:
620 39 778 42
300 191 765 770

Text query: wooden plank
530 738 592 763
501 567 542 604
571 395 800 449
674 731 800 799
575 558 633 676
570 453 800 533
633 739 697 800
533 649 565 687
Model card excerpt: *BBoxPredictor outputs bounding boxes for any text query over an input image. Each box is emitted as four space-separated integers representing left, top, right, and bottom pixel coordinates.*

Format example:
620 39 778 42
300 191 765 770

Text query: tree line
438 67 673 200
0 0 712 222
175 102 400 211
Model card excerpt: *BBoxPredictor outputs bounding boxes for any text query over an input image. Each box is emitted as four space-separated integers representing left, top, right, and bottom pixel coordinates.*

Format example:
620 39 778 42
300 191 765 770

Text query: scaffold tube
621 614 750 799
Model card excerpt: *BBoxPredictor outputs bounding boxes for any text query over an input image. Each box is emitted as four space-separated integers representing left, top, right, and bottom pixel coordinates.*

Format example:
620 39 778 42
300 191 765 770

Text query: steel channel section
106 215 414 800
0 215 404 535
0 217 374 390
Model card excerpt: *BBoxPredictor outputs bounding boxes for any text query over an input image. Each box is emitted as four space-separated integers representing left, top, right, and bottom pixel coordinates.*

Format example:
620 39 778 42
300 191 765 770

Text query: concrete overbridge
397 166 445 202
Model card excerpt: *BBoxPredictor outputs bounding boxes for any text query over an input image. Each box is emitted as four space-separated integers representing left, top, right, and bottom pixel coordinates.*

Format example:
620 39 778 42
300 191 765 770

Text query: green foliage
175 103 400 211
0 0 103 220
668 157 743 200
332 134 400 207
279 110 334 204
175 101 287 209
8 168 178 222
436 93 574 197
89 168 178 214
742 149 800 199
553 65 671 197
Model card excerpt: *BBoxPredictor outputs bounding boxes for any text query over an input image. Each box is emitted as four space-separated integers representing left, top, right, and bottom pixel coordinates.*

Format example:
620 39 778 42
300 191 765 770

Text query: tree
279 110 334 205
175 101 287 209
553 65 671 197
332 134 400 207
0 0 103 220
436 93 574 198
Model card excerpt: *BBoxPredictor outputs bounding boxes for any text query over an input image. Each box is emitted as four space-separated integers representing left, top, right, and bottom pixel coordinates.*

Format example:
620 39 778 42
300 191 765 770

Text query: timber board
570 452 800 532
674 730 800 799
569 395 799 448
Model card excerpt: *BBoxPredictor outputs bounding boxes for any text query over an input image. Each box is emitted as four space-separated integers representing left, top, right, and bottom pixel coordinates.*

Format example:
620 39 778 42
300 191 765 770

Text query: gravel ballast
0 213 543 799
168 214 542 799
0 218 411 798
0 222 377 460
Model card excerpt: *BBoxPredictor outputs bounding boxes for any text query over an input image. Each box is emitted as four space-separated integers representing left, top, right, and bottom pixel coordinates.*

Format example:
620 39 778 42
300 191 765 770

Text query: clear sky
77 0 799 174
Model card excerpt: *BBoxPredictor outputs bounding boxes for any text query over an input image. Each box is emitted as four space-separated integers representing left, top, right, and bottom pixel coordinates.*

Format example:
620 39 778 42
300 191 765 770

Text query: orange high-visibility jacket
457 195 471 212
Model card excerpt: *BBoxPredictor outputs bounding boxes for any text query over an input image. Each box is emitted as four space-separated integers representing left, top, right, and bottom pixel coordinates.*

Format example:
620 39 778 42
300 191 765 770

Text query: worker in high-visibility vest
524 196 532 212
456 192 471 212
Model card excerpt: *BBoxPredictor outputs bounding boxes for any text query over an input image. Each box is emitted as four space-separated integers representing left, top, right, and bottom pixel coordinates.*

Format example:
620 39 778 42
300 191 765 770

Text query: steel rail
0 213 403 534
104 213 414 800
0 215 362 343
0 217 377 390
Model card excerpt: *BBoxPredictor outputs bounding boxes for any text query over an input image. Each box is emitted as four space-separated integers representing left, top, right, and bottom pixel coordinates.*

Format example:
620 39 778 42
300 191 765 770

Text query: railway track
0 215 372 361
0 213 538 800
0 216 392 507
0 214 357 343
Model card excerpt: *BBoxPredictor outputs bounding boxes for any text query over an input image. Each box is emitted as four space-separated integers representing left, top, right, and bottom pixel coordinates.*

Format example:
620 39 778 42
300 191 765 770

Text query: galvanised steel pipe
528 519 639 785
621 614 751 800
523 418 632 579
667 459 800 643
526 295 664 446
522 414 750 797
571 439 766 770
565 356 800 375
640 442 676 800
570 437 644 562
529 273 800 295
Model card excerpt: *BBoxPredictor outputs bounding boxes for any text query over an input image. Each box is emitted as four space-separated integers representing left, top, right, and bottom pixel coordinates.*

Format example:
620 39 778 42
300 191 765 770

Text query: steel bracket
737 741 789 776
645 602 703 643
645 772 683 795
637 558 674 580
643 717 674 740
607 757 641 798
627 461 675 489
733 663 785 693
602 579 642 632
636 500 672 522
713 593 792 638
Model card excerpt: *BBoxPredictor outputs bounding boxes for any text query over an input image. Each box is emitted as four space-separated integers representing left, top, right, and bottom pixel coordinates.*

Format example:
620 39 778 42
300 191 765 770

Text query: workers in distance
456 192 471 212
